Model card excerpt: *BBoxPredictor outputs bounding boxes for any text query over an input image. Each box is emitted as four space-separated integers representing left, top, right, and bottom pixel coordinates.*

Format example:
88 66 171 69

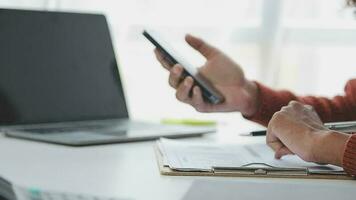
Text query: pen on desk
249 130 267 136
247 121 356 136
324 121 356 130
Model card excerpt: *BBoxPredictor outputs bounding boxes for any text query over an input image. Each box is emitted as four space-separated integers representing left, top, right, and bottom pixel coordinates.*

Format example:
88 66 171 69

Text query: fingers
267 139 285 155
267 122 293 160
287 101 315 114
266 117 284 152
168 65 184 88
288 100 303 108
286 101 324 125
304 105 314 111
267 112 292 159
185 34 219 59
267 106 319 162
275 146 294 159
192 86 207 112
154 48 173 70
175 77 194 103
167 64 207 110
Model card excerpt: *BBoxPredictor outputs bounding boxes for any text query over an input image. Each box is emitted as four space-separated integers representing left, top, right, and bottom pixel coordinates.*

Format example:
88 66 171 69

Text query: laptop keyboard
4 120 214 145
22 126 107 134
15 187 131 200
14 121 172 134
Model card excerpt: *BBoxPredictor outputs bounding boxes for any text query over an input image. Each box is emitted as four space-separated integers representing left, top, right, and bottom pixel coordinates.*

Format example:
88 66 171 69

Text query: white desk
0 124 355 200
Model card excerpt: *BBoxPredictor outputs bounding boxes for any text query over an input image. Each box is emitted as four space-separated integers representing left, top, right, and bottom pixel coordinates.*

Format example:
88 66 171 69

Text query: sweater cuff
343 134 356 176
243 81 295 127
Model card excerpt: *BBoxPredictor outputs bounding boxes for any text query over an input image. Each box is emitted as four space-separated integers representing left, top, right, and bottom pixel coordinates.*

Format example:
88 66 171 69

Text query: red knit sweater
246 79 356 176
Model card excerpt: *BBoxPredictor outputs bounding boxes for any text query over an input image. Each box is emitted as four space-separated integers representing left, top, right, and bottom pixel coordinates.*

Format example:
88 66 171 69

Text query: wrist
313 130 350 166
240 80 260 117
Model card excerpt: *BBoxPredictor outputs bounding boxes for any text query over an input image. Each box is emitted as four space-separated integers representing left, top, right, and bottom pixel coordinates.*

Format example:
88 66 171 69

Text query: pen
248 121 356 136
250 130 267 136
324 121 356 130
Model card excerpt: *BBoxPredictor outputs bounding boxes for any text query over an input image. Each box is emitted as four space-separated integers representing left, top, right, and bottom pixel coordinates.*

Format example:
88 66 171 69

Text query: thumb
275 146 294 159
185 34 219 59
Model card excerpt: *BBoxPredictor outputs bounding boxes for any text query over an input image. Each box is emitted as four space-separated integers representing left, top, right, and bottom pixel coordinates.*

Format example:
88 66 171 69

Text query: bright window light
0 0 355 124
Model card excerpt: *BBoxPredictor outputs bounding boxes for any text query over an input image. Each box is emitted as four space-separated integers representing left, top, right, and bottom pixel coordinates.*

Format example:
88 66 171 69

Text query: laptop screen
0 9 128 125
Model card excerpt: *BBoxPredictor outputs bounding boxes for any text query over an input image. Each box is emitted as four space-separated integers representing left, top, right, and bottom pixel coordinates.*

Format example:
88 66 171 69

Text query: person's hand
154 34 259 116
267 101 350 166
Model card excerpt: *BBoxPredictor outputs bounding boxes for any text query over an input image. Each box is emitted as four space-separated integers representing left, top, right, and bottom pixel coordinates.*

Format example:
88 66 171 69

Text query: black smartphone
143 29 224 104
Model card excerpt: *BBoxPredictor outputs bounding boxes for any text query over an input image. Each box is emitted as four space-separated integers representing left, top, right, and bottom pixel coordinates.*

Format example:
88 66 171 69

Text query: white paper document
157 138 343 173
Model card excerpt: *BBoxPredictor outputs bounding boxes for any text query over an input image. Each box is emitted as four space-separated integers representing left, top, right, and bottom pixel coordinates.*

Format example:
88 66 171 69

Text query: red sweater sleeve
245 79 356 127
245 79 356 176
343 134 356 177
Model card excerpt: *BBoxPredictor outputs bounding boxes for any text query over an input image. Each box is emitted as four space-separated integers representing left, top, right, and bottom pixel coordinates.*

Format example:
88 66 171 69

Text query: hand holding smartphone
143 29 224 104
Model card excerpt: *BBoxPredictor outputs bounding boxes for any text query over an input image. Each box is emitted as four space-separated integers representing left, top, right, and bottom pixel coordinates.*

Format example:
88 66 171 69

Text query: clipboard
154 145 354 180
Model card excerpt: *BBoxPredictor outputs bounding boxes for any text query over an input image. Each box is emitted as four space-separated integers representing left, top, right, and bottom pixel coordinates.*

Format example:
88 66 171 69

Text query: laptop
0 8 215 146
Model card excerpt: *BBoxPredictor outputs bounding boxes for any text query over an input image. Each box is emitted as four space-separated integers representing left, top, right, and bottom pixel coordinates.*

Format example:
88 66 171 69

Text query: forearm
301 95 356 123
316 132 356 177
244 79 356 126
313 131 350 166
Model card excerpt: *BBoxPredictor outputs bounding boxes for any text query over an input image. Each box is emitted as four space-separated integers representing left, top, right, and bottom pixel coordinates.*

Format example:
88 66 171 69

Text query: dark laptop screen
0 9 128 125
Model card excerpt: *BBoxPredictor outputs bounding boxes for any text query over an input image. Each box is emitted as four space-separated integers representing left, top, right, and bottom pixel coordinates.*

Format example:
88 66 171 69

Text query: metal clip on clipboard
212 163 309 176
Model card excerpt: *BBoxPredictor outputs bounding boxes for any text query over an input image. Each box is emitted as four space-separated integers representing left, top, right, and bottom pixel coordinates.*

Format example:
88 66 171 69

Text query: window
1 0 355 123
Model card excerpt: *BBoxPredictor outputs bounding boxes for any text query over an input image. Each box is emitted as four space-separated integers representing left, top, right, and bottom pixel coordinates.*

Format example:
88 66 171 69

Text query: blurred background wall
0 0 355 124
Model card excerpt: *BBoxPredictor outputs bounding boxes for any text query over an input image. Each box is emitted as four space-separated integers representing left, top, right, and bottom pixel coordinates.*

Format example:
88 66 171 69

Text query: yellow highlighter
161 118 217 126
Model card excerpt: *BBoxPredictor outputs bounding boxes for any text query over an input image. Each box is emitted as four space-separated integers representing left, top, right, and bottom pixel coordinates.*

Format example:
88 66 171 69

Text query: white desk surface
0 124 355 200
